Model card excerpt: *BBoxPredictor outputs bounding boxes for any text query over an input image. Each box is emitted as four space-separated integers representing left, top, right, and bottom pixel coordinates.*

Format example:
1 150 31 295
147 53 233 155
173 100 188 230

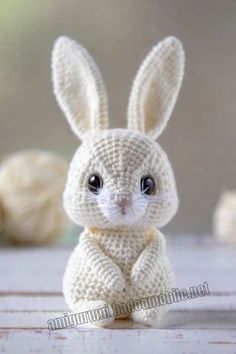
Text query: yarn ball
213 190 236 245
0 150 68 245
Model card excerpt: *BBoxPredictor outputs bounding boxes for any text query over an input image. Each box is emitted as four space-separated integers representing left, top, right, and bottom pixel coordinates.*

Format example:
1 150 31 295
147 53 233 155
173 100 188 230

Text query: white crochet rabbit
52 36 185 327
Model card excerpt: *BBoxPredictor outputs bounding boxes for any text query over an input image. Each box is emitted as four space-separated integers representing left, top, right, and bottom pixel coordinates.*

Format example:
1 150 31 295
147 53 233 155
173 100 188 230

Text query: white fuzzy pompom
213 191 236 245
0 150 68 245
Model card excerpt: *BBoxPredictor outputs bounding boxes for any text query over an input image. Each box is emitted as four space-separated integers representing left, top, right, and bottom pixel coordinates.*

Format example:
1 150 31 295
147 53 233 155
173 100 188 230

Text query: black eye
140 175 155 196
88 174 103 194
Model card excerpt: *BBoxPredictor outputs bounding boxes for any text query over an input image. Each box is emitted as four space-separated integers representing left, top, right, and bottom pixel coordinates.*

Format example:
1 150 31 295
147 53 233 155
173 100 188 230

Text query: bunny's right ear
127 37 185 140
52 37 109 139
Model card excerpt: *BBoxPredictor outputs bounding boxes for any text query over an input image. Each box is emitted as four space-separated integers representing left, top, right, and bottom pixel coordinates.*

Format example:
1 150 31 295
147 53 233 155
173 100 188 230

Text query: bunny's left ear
51 36 109 140
127 37 185 140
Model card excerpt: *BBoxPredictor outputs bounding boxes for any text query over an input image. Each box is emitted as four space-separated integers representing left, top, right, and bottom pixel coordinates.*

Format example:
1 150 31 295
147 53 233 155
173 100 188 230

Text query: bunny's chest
93 231 148 269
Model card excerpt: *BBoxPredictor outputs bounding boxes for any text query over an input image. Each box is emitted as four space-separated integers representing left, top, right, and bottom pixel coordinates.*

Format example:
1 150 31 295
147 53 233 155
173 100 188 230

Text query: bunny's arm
80 233 125 291
131 230 167 286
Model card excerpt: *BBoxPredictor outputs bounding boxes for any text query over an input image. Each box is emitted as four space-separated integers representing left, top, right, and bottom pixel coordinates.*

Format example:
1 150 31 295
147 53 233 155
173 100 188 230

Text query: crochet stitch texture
52 35 185 327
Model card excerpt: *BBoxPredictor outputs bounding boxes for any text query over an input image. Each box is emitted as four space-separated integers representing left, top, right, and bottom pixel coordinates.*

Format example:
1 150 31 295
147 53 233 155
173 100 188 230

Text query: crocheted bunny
52 36 185 327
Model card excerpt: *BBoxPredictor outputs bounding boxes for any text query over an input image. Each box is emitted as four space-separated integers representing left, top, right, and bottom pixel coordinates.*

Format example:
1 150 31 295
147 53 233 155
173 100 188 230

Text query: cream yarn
52 36 185 326
213 191 236 245
0 150 68 245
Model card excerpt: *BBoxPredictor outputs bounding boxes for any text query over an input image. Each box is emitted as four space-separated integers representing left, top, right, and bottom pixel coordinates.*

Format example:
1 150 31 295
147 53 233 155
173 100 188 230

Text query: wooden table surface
0 234 235 353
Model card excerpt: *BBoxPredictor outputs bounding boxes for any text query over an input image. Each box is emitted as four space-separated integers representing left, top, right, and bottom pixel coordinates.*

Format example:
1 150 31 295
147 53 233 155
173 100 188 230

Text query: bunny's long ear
52 37 109 139
127 37 185 140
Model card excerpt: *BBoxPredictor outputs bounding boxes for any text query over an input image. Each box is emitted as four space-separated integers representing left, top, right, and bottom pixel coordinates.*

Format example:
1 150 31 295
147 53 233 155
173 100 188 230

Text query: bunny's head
52 36 185 229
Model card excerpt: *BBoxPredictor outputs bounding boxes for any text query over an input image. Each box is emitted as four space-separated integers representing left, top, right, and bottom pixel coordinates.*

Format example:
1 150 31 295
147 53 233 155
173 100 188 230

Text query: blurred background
0 0 236 236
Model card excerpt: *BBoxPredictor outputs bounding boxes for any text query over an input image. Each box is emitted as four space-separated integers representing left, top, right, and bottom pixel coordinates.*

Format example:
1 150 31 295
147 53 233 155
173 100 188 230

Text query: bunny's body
52 36 185 326
63 227 174 322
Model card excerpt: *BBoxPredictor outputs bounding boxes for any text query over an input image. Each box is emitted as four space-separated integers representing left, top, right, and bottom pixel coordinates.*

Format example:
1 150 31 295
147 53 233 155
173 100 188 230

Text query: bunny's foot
71 300 115 327
131 307 166 327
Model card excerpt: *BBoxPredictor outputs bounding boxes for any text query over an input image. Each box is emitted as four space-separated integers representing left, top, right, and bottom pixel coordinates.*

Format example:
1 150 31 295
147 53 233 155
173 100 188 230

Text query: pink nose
113 194 131 208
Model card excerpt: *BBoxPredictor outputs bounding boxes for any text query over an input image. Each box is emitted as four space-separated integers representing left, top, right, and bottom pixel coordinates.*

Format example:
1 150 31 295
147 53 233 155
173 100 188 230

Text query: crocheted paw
131 263 152 287
105 265 125 292
72 300 115 327
131 307 166 327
